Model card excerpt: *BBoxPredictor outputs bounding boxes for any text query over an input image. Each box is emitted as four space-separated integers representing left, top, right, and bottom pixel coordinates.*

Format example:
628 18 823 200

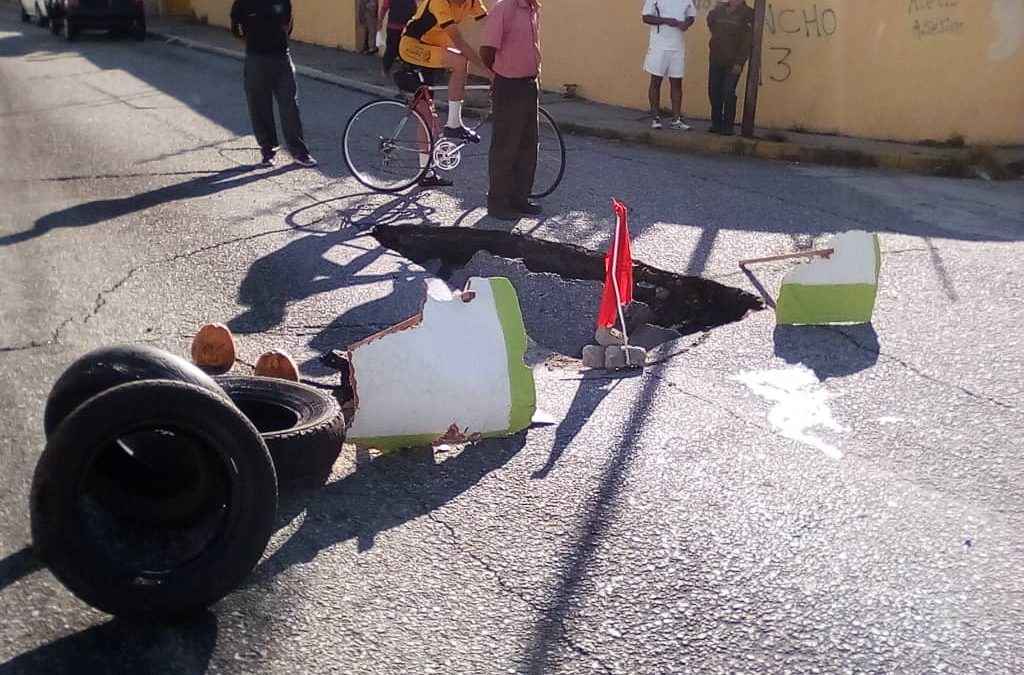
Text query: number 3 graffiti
769 46 793 82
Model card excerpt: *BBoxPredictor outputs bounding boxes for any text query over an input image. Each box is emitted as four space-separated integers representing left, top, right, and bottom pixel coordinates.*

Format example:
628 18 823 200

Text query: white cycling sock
447 100 464 128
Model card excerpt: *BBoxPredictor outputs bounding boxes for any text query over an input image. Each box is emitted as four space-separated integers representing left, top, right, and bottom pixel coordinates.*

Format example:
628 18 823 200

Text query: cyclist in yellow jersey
399 0 493 151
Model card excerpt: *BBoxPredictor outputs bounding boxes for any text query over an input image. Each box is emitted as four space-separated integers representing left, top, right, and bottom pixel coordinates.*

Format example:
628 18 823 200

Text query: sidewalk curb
152 29 1003 179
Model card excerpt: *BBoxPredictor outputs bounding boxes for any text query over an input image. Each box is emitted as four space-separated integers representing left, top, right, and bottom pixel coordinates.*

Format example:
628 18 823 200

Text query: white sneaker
670 118 691 131
651 116 662 130
294 155 318 167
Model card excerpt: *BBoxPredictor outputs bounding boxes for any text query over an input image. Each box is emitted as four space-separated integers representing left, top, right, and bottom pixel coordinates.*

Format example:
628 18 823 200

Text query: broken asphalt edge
149 30 1012 179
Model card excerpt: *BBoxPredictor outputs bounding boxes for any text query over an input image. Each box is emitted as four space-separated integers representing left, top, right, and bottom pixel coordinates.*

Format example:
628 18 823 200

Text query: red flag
597 199 634 329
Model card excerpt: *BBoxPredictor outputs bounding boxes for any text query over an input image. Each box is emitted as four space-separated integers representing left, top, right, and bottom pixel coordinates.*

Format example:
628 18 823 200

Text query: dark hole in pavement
372 225 764 357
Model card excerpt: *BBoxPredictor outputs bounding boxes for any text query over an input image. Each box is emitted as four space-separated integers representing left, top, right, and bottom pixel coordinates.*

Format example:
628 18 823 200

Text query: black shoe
419 171 453 188
444 125 481 143
708 123 722 134
511 200 543 215
488 207 521 222
720 126 735 136
260 149 276 166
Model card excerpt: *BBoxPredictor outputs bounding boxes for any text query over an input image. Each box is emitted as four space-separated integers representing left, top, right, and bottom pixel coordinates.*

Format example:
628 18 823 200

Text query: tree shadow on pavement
0 612 218 675
255 432 528 581
522 364 665 673
773 323 881 379
0 165 291 247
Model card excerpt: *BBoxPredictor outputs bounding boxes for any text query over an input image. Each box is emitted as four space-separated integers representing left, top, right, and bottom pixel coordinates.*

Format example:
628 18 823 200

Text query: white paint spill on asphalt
736 366 845 459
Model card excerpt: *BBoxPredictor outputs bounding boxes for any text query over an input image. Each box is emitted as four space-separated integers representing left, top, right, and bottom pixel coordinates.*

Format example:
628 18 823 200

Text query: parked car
20 0 53 29
48 0 146 42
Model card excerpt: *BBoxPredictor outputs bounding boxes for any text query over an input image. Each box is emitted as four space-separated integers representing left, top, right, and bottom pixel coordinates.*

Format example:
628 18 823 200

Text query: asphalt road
2 9 1024 674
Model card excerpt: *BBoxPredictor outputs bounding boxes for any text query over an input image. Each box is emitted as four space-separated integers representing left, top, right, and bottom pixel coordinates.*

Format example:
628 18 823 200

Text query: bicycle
343 83 566 197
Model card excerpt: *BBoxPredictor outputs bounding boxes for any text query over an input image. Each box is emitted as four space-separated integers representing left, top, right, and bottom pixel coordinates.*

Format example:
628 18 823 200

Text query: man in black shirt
230 0 316 166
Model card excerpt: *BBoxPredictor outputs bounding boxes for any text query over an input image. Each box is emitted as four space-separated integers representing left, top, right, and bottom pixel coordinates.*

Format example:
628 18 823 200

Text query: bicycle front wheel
343 100 433 193
532 107 566 199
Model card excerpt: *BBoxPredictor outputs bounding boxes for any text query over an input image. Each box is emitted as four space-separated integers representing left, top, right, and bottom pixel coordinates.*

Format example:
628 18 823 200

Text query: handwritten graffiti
907 0 965 38
765 3 838 38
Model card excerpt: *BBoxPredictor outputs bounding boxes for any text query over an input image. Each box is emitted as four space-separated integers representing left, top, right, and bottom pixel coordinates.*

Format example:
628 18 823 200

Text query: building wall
187 0 1024 144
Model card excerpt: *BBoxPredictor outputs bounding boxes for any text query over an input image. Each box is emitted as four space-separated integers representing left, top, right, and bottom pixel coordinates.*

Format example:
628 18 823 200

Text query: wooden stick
738 248 834 268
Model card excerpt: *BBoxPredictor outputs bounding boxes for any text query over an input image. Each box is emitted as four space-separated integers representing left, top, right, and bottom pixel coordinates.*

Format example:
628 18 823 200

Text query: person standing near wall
379 0 419 76
359 0 381 55
480 0 542 221
642 0 696 131
230 0 317 167
706 0 753 135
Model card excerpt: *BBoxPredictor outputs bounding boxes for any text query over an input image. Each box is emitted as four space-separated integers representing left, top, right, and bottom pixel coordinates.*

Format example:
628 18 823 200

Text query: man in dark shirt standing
706 0 753 136
230 0 316 166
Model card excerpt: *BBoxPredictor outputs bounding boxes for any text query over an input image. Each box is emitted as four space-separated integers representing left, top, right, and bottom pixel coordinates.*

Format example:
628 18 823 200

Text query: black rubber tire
216 376 344 488
85 429 229 526
531 107 566 199
31 379 277 618
44 344 224 438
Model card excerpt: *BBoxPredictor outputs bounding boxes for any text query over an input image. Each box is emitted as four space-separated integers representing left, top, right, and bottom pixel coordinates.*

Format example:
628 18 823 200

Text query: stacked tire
31 345 344 618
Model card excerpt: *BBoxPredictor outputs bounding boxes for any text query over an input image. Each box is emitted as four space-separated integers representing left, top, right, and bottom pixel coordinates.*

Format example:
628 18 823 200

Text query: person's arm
282 0 293 36
479 1 503 71
642 0 677 27
230 0 244 39
680 2 696 32
679 16 695 31
734 8 754 73
706 4 720 31
445 24 491 73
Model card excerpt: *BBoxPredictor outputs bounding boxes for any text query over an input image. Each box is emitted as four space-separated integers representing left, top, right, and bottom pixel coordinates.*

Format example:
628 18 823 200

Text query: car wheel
31 379 278 618
215 376 345 489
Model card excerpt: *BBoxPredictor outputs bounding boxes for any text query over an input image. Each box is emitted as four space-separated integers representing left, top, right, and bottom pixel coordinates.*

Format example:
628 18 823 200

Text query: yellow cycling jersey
402 0 487 49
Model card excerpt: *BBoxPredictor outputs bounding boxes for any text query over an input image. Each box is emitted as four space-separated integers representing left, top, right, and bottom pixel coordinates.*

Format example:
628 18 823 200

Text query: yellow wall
187 0 1024 144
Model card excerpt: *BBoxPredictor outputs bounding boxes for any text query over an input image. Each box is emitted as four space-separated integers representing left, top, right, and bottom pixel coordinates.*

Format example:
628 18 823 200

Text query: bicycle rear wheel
532 107 566 199
343 100 433 193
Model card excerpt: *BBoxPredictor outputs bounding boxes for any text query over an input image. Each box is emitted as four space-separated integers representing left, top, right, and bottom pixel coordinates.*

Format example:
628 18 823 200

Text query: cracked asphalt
2 8 1024 674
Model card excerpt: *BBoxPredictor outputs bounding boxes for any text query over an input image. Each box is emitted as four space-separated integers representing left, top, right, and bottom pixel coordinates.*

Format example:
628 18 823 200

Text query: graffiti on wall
908 0 965 38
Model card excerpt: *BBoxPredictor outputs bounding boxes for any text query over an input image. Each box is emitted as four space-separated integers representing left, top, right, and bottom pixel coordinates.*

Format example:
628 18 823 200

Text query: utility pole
741 0 767 138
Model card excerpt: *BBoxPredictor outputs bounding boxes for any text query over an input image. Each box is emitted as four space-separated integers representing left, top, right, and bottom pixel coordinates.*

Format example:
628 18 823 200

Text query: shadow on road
0 612 218 675
773 323 881 379
256 432 528 580
0 546 42 594
0 165 294 247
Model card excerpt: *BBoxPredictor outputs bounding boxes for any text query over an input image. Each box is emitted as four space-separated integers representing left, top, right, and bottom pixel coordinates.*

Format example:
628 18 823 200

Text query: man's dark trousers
244 52 310 158
488 75 538 210
708 64 740 131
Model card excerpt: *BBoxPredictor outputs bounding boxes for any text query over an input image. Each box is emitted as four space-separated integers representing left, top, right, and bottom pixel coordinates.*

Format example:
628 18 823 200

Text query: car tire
44 344 225 438
31 379 278 618
216 376 345 488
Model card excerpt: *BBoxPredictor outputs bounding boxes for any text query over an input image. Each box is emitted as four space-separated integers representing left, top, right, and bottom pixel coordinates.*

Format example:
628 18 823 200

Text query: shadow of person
255 432 528 581
0 612 218 675
773 323 881 380
0 165 289 248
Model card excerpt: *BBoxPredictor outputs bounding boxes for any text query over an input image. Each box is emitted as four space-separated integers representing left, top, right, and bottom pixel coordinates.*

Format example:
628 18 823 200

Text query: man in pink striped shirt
480 0 542 221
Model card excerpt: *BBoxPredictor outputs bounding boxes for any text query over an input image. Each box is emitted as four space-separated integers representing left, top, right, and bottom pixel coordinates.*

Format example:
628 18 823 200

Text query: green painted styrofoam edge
347 277 536 452
489 277 537 434
775 283 878 325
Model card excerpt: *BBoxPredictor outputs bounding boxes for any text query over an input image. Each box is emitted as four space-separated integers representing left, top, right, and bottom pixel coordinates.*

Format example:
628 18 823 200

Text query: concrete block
629 323 681 350
604 345 626 369
625 346 647 367
595 326 625 346
582 344 605 369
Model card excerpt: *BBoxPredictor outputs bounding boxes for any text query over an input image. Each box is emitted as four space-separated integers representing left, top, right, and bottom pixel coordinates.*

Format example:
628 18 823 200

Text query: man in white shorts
642 0 696 130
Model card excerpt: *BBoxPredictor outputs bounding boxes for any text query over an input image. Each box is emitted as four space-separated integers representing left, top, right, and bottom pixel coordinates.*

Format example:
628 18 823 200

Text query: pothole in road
371 224 764 358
